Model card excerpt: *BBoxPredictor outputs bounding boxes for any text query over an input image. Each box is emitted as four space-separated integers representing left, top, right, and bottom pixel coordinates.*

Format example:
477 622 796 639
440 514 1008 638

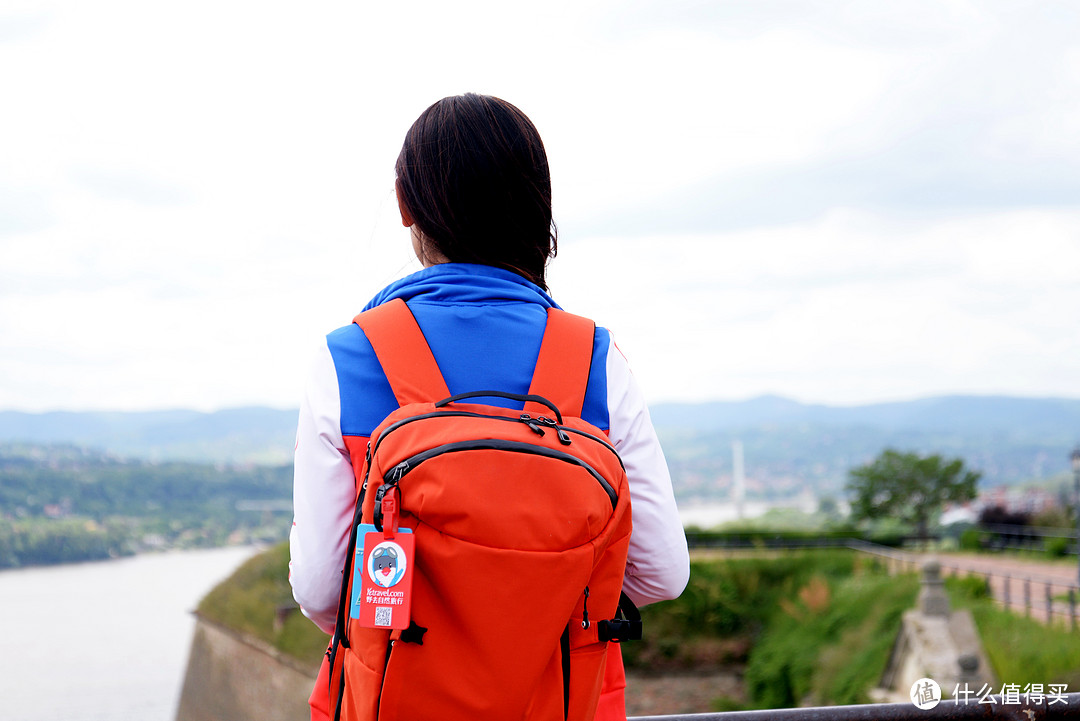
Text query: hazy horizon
4 341 1079 416
4 389 1080 416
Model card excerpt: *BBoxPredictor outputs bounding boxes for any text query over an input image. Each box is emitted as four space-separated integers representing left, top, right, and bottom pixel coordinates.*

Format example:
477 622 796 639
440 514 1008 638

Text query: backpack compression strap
353 298 450 407
526 308 596 419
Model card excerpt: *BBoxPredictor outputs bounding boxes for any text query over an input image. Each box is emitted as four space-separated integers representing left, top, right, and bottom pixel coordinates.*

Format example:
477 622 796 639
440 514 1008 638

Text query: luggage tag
351 486 415 629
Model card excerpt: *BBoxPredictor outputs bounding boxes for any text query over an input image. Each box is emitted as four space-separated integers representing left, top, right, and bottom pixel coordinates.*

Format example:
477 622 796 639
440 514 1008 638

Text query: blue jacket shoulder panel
326 264 611 437
325 323 399 438
582 327 610 432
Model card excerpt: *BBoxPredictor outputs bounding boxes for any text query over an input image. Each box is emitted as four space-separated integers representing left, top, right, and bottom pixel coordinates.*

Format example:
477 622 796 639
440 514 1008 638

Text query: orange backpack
325 298 638 721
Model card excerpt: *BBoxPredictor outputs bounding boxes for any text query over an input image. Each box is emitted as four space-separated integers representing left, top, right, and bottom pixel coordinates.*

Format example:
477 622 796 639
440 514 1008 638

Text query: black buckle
597 618 643 643
598 591 643 643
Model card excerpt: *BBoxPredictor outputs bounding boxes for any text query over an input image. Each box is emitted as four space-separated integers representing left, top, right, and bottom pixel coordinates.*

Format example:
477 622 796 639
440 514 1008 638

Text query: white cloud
1 1 1079 411
549 209 1080 405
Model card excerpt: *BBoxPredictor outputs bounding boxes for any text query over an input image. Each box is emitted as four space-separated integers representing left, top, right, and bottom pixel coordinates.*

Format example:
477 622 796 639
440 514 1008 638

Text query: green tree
847 450 980 541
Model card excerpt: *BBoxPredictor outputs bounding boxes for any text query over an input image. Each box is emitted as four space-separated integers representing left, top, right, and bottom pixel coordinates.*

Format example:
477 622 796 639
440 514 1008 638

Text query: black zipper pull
538 416 572 445
387 460 409 484
519 413 546 436
581 586 591 629
360 441 373 494
372 484 387 531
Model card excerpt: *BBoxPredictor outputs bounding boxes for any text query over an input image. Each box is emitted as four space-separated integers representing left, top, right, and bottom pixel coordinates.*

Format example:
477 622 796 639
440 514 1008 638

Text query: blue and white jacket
289 264 689 633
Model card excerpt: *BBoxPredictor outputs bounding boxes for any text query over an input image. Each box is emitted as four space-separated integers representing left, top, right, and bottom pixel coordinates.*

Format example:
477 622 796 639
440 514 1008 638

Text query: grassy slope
196 542 328 668
195 545 1080 709
625 551 859 672
197 547 901 707
743 569 919 709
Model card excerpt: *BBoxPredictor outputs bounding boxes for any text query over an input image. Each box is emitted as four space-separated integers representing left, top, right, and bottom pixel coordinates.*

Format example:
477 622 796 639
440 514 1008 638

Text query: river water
0 546 262 721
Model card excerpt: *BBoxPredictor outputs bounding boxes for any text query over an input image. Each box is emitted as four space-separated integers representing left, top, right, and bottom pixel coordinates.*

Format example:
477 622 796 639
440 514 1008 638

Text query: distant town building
942 486 1059 526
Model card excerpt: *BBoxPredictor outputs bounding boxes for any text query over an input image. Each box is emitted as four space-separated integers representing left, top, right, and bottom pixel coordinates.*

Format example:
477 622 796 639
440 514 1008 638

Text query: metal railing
629 693 1080 720
848 540 1080 629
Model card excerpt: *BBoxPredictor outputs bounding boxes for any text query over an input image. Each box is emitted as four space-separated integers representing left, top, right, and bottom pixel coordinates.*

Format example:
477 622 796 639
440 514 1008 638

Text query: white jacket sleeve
289 340 357 634
605 331 690 606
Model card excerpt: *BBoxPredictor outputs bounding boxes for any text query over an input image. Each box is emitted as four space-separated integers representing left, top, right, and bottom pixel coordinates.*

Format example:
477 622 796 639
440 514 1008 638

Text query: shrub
959 527 985 551
627 551 856 672
1044 535 1070 558
946 574 990 600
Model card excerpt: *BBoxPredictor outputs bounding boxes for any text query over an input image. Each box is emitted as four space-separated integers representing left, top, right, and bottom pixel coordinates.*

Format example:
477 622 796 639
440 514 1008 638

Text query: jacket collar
363 263 560 312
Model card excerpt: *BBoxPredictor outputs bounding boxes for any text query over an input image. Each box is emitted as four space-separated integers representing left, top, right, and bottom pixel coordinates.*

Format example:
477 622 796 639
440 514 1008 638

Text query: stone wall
175 615 318 721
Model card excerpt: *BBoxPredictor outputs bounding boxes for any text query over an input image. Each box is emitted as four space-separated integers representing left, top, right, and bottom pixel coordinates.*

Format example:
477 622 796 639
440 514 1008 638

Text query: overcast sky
2 0 1079 412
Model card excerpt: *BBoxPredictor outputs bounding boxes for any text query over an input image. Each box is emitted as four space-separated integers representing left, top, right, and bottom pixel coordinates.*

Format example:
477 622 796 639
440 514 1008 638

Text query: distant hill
0 443 292 567
0 407 297 464
3 395 1078 498
649 394 1080 438
651 395 1080 501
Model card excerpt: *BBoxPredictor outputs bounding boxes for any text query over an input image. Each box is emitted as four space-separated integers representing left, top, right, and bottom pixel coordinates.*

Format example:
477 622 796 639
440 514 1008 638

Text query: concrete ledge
175 614 319 721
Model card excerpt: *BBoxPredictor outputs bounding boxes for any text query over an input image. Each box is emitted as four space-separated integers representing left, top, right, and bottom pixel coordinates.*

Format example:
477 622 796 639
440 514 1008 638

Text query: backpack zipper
534 415 572 445
370 409 623 471
381 439 618 510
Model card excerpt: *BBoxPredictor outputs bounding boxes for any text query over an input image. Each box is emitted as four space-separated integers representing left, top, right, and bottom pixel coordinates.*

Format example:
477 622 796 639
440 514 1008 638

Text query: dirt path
625 670 745 717
932 552 1079 583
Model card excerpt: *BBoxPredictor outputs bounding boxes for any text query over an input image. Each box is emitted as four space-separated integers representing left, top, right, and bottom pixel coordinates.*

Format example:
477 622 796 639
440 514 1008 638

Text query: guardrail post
1046 583 1053 624
1025 577 1031 618
1004 574 1011 611
1070 588 1076 631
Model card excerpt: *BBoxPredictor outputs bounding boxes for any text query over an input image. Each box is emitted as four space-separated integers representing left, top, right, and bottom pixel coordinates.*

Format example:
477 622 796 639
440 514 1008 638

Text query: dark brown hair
395 94 557 289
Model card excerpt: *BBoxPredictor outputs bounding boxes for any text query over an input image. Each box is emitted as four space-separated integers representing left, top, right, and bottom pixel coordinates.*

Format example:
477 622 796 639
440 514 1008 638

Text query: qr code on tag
374 606 393 627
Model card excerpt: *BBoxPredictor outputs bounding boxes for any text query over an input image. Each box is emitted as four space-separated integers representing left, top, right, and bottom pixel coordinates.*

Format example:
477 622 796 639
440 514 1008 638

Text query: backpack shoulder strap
526 308 596 419
352 298 450 406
